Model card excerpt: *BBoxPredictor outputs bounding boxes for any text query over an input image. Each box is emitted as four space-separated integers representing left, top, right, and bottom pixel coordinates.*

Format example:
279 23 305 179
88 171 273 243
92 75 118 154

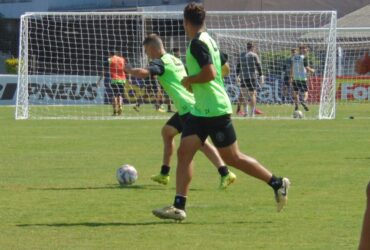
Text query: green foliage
0 105 369 249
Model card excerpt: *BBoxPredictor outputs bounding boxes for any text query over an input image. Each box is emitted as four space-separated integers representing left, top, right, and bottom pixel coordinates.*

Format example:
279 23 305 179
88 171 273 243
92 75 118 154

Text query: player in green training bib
153 2 291 222
125 34 236 188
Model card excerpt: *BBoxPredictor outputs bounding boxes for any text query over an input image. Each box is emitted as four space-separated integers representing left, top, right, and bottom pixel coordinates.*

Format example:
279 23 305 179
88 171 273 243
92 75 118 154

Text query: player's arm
255 55 263 77
220 51 230 77
289 60 294 84
181 39 216 90
125 59 164 79
304 57 315 74
125 66 150 79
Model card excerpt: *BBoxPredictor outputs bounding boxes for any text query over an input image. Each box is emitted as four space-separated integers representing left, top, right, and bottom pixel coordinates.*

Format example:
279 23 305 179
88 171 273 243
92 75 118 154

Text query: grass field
0 104 369 250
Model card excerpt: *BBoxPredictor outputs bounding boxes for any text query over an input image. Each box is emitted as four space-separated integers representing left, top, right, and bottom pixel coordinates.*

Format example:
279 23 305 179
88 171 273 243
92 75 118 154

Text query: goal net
16 11 337 120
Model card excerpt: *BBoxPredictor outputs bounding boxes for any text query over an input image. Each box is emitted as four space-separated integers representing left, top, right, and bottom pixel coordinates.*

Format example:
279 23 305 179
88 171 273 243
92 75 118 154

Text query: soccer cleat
274 177 291 212
133 106 140 112
219 171 237 190
151 174 170 185
254 108 264 115
237 110 246 116
152 205 186 221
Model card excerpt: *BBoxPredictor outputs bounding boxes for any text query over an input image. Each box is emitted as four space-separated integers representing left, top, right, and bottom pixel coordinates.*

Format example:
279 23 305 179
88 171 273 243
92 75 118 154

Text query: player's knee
366 181 370 199
221 152 240 167
161 126 176 140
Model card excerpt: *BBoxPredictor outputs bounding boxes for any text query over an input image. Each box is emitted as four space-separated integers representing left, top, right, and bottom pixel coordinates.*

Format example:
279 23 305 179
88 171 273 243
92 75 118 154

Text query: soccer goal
16 11 337 120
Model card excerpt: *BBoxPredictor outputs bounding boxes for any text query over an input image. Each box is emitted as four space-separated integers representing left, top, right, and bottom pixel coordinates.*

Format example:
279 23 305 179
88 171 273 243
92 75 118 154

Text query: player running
152 2 290 221
125 34 236 189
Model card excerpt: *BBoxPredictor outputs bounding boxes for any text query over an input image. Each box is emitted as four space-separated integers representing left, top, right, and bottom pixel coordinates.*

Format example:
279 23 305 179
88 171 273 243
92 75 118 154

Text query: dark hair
247 42 254 50
142 33 163 49
109 50 121 56
183 2 205 26
172 47 180 53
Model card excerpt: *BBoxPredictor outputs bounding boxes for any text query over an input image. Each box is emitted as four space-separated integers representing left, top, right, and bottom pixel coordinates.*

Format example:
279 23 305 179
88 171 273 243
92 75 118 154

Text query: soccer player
108 51 127 116
281 48 297 104
236 42 265 117
125 33 236 189
152 2 290 221
290 44 315 112
359 181 370 250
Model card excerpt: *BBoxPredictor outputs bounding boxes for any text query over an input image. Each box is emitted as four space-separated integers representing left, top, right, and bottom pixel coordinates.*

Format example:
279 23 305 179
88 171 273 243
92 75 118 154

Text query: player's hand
125 64 132 73
181 77 192 93
260 75 265 87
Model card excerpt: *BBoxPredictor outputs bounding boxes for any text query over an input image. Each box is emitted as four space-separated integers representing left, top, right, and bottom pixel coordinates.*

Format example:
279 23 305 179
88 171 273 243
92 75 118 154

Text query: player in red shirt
109 51 127 115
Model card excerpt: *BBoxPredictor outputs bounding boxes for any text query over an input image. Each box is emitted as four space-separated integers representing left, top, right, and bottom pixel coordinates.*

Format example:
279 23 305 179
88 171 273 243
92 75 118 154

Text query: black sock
160 165 170 176
268 175 282 191
218 166 229 177
173 195 186 210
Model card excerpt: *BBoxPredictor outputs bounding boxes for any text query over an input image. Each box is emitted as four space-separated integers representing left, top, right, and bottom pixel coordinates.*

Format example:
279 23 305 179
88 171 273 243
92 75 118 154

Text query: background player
290 44 315 112
281 48 297 104
236 42 265 117
107 51 127 116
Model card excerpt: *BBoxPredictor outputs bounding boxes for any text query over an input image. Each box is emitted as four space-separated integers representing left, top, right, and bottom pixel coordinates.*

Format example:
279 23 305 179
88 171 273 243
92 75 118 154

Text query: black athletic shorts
166 112 190 133
240 78 257 91
292 80 308 92
181 114 237 148
111 84 124 97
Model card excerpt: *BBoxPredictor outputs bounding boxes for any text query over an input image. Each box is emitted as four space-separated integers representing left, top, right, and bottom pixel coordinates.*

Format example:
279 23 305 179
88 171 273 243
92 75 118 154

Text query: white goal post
16 11 337 120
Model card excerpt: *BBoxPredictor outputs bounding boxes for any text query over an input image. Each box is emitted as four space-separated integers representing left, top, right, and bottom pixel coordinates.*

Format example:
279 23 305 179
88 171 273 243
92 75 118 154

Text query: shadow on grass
27 184 204 192
16 220 273 227
344 157 370 160
28 184 164 191
16 221 173 227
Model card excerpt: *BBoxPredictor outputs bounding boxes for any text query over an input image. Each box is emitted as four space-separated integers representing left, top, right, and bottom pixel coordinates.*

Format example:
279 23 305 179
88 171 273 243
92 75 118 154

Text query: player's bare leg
176 135 202 196
117 95 123 115
217 141 290 212
237 89 246 116
112 97 118 115
301 91 309 111
152 135 201 221
293 90 299 111
161 125 178 166
151 125 178 185
359 182 370 250
248 90 257 117
199 140 237 189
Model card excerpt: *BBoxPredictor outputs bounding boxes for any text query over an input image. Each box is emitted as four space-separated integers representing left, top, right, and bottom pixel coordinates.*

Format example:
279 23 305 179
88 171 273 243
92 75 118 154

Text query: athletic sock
268 175 283 191
218 166 229 177
173 195 186 210
160 165 170 176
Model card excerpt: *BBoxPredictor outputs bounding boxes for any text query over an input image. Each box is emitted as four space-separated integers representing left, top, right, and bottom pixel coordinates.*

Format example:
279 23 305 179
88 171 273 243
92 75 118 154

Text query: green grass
0 104 369 249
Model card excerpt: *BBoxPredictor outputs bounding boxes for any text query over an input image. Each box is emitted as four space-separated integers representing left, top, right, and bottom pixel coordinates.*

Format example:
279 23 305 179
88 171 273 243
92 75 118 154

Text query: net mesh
16 11 338 120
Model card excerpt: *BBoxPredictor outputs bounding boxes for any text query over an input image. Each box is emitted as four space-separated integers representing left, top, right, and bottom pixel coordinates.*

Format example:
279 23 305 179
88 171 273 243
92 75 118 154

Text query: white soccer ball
293 110 304 119
116 164 138 186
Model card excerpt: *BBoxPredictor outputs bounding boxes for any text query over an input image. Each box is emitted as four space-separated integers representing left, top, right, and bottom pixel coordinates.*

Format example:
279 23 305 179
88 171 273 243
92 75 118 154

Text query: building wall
203 0 370 18
0 0 193 18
